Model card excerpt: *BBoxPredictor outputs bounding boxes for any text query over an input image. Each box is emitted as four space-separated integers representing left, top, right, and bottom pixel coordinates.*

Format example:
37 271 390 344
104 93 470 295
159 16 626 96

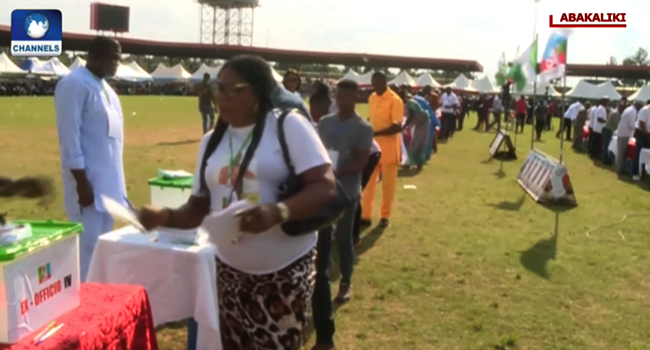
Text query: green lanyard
227 129 253 187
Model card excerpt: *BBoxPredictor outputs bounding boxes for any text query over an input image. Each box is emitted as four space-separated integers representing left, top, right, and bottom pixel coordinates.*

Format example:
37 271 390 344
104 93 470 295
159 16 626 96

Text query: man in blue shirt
270 81 313 122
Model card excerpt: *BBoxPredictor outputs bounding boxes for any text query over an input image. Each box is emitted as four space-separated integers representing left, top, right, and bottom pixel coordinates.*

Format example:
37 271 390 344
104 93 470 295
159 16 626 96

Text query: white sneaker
632 175 641 181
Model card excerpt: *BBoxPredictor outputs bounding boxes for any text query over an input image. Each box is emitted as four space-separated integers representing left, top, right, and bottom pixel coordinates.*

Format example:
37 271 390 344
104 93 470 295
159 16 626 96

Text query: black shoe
359 219 371 227
335 282 351 304
378 218 390 228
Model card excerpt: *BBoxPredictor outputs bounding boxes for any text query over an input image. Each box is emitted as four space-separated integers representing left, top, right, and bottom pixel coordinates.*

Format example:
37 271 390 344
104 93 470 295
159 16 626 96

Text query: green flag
507 39 538 92
495 52 507 86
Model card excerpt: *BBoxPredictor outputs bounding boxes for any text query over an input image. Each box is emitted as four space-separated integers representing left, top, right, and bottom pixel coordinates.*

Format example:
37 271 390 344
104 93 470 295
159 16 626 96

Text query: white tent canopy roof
338 69 359 83
46 57 70 76
628 84 650 102
471 76 497 93
0 52 27 75
566 80 598 99
595 81 622 100
127 61 151 77
357 70 375 86
189 63 222 82
445 73 476 91
415 72 440 88
22 58 53 75
388 71 416 86
151 63 191 81
115 61 152 82
69 57 86 71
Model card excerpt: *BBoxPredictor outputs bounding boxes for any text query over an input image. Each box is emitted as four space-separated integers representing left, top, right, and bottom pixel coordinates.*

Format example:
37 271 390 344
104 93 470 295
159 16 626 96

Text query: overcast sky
1 0 647 84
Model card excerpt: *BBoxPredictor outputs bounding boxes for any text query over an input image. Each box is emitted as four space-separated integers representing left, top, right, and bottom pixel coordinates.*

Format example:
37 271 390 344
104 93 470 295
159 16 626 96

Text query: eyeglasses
216 83 249 98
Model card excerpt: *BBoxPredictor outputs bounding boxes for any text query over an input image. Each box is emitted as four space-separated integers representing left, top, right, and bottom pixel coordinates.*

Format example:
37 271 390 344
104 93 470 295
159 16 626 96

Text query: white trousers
67 206 114 282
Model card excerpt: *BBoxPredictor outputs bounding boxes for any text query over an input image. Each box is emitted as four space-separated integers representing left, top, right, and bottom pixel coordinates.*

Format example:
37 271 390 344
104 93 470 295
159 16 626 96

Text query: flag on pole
506 39 538 92
539 29 572 84
495 52 507 86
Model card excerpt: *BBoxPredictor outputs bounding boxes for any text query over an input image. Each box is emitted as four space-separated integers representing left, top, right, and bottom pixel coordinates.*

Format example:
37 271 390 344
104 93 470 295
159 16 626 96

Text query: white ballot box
0 220 82 343
148 175 194 208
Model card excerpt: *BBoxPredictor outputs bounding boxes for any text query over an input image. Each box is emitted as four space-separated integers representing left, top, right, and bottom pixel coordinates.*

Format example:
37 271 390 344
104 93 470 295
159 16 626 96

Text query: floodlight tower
198 0 259 46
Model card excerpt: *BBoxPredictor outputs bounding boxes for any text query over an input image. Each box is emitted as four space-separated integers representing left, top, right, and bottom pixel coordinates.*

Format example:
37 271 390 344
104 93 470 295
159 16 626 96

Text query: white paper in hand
101 194 146 232
201 199 252 247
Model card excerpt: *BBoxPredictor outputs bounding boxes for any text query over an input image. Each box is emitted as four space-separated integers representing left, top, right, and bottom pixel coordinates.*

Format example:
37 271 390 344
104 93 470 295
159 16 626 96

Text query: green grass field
2 96 650 350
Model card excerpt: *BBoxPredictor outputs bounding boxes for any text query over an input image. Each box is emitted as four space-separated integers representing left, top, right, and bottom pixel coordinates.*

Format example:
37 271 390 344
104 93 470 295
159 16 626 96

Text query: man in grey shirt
602 102 624 165
312 79 373 350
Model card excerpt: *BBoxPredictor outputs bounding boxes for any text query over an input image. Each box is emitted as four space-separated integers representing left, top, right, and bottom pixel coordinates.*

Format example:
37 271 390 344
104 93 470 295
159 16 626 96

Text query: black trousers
457 111 467 131
633 129 650 176
352 152 381 242
440 112 454 139
556 117 572 140
587 127 594 157
535 118 545 140
591 132 603 160
488 111 502 131
515 113 526 133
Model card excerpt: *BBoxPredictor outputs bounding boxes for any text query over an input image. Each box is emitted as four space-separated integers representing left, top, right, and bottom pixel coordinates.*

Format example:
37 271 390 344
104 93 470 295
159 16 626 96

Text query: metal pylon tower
199 4 255 45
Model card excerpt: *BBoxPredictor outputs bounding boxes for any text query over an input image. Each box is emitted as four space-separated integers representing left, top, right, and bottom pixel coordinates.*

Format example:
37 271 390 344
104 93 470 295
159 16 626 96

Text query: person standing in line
591 99 609 161
515 95 528 133
312 80 373 350
439 87 459 140
54 37 127 281
587 103 597 158
487 94 503 131
558 99 583 141
361 72 403 228
423 86 440 160
415 86 440 161
401 93 431 170
616 101 641 174
534 100 548 141
195 72 216 134
632 100 650 181
457 94 469 131
572 102 590 151
282 68 302 95
351 139 381 245
309 81 333 123
602 102 624 165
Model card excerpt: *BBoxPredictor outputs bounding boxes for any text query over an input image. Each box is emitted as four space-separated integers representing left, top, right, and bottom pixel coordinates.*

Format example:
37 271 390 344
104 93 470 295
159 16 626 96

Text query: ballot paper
101 194 146 232
0 223 32 246
157 169 193 179
201 199 253 247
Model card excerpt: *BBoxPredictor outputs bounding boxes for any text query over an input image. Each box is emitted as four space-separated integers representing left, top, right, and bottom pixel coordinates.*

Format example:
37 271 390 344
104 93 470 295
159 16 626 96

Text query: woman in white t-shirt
138 55 336 350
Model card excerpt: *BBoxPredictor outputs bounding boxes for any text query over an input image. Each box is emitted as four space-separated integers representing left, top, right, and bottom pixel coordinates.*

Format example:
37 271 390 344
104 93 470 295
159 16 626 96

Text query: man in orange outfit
360 72 404 228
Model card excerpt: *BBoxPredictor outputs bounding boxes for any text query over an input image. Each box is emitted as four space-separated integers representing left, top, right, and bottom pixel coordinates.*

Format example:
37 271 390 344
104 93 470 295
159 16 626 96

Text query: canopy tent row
0 52 27 76
415 72 441 88
337 69 359 83
566 80 622 100
512 82 562 97
150 63 192 82
189 63 222 82
388 71 416 86
628 84 650 102
471 76 497 93
68 57 152 82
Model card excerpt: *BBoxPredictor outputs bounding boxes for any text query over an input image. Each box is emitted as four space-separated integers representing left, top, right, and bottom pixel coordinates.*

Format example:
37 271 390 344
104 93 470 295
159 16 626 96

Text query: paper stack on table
201 200 253 247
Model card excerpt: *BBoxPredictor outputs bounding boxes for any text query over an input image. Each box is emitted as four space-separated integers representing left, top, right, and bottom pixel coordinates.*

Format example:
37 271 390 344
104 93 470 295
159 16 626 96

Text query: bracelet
163 207 173 227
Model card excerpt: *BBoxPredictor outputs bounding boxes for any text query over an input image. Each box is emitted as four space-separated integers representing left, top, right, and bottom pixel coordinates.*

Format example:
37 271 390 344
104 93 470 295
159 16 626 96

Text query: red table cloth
1 283 159 350
582 126 637 160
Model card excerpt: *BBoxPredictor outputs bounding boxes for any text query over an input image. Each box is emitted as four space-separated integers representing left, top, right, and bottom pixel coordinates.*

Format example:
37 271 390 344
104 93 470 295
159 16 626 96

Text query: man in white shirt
439 87 459 140
632 100 650 180
590 99 609 160
587 103 597 159
54 37 127 281
558 100 583 141
616 101 642 174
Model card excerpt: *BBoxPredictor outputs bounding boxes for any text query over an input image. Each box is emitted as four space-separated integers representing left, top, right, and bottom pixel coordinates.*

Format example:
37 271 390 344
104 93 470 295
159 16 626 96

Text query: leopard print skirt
216 248 316 350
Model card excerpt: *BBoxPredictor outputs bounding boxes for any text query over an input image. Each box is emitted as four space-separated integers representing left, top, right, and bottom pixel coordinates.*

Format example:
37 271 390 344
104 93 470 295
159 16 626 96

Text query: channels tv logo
11 9 62 57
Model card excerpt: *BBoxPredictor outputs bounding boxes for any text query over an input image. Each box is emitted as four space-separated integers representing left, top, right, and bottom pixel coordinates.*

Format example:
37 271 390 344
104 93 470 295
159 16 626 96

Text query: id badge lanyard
222 129 253 209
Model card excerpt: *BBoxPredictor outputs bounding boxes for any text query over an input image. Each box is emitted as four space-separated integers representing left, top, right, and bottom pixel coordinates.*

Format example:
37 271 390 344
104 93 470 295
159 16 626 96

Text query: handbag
276 110 352 236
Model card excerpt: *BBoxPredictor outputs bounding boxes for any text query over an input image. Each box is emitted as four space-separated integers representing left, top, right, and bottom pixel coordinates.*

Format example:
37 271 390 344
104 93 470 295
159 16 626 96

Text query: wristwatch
276 202 290 223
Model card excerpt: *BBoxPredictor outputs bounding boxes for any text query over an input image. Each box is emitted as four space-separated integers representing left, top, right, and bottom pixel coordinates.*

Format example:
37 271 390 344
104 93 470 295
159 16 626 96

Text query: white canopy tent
357 70 375 86
338 69 359 83
0 52 27 76
45 57 70 76
512 82 562 97
126 61 153 81
114 62 152 82
595 81 622 100
189 63 222 82
565 80 599 99
445 74 476 91
415 72 440 88
69 57 86 71
150 63 191 82
628 84 650 102
20 58 53 75
388 71 416 86
471 76 497 93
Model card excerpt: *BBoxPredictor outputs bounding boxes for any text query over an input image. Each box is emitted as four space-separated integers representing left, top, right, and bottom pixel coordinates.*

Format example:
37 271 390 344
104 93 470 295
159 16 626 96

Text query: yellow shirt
368 89 404 164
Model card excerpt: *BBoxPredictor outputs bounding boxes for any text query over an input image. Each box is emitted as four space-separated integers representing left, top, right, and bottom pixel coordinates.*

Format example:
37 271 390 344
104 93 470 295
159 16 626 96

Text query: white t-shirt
564 101 583 121
191 110 331 274
588 107 597 128
635 105 650 132
617 105 638 138
440 92 459 113
592 106 607 133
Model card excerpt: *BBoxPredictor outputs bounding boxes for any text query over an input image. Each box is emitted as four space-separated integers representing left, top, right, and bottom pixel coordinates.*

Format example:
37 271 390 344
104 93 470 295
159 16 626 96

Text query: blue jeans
312 198 358 345
601 128 614 164
200 105 215 134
